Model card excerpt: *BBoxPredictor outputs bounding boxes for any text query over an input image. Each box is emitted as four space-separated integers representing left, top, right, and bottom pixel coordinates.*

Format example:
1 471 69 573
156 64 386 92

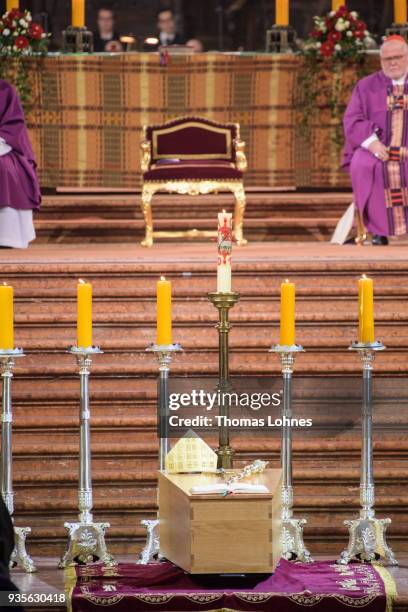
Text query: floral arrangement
0 8 49 112
0 8 48 55
298 5 374 149
303 5 373 60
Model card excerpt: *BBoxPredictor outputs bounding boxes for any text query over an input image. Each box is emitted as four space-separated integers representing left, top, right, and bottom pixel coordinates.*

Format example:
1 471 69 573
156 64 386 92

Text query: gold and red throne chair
140 116 247 247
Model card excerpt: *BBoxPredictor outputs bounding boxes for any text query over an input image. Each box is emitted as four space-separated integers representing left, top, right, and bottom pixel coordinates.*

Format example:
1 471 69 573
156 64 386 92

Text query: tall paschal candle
217 210 232 293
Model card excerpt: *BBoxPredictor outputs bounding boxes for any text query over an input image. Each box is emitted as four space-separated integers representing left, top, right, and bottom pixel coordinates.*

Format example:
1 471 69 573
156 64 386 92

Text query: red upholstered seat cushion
144 159 242 181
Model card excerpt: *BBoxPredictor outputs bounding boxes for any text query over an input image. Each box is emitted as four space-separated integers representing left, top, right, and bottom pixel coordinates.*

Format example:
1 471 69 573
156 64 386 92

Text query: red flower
328 30 342 43
325 16 334 30
311 29 322 39
8 9 22 19
336 6 348 17
29 23 43 40
320 41 334 57
14 35 29 49
353 30 365 39
355 20 366 31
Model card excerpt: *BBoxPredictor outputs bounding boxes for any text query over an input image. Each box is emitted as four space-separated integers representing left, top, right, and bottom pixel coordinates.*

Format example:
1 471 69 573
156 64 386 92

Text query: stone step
35 191 352 243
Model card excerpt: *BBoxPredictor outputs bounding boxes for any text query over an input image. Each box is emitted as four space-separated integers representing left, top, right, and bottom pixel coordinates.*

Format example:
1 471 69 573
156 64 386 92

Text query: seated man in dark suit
93 7 122 52
144 9 186 50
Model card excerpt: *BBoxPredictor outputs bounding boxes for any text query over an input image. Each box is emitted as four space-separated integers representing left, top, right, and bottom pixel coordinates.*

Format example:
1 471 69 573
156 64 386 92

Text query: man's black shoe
371 234 388 245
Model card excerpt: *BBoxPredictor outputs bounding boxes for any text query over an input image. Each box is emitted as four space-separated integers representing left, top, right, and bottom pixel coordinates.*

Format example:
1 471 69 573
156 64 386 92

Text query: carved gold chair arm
140 140 152 173
234 138 247 172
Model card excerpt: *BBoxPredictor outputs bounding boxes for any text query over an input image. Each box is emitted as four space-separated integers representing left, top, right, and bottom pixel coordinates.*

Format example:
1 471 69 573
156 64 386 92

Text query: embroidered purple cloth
0 79 41 210
343 69 408 236
70 559 390 612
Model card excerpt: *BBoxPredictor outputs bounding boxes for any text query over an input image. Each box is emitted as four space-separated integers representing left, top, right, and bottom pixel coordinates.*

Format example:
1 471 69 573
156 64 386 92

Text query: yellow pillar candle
0 283 14 350
394 0 407 23
157 276 172 346
275 0 289 26
6 1 18 11
332 0 345 10
77 279 92 348
217 210 232 293
358 275 375 344
72 0 85 27
280 279 295 346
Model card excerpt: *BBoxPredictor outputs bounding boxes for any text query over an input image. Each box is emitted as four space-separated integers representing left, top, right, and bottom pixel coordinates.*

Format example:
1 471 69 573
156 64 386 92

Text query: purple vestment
343 69 408 236
0 79 40 210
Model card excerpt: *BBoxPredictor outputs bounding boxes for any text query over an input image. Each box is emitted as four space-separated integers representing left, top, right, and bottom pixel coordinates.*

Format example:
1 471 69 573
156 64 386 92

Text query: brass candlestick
138 342 182 565
269 344 312 563
0 348 36 573
62 25 93 53
208 291 240 469
266 25 297 53
338 341 398 566
59 347 115 568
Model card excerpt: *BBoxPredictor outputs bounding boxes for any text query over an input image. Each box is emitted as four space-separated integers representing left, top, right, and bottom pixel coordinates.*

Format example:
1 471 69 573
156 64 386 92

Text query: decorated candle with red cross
217 210 232 293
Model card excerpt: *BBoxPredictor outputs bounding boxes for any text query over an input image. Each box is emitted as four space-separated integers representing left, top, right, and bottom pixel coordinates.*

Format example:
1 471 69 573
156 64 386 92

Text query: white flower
346 30 353 37
335 21 345 31
335 44 342 51
318 23 327 32
329 10 336 17
41 32 47 38
26 13 32 22
2 28 10 36
364 30 369 36
316 42 322 48
12 31 18 36
19 18 27 27
350 11 358 19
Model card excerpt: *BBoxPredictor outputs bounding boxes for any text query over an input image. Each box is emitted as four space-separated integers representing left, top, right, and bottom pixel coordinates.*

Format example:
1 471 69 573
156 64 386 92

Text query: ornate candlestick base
208 292 240 469
266 25 297 53
338 517 397 566
338 341 397 566
59 347 115 569
270 344 312 563
138 519 160 565
0 348 36 573
59 522 114 568
62 25 93 53
138 343 182 565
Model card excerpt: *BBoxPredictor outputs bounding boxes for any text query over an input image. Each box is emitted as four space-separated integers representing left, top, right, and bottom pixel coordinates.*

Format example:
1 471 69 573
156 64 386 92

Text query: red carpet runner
67 559 396 612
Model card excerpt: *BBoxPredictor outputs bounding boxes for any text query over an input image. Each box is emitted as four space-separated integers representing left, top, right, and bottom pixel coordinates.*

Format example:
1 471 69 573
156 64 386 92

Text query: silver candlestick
0 348 36 573
269 344 312 563
138 342 182 565
338 341 398 566
59 347 116 568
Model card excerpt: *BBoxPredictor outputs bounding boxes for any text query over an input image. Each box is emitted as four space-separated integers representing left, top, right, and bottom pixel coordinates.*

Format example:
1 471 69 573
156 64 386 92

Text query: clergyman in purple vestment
343 35 408 243
0 79 41 248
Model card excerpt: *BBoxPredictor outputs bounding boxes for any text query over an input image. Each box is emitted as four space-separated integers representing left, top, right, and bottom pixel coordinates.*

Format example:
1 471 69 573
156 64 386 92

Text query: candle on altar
332 0 345 10
358 275 375 344
217 210 232 293
394 0 407 23
0 283 14 350
275 0 289 26
77 279 92 348
6 0 17 11
72 0 85 27
280 279 295 346
157 276 172 346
